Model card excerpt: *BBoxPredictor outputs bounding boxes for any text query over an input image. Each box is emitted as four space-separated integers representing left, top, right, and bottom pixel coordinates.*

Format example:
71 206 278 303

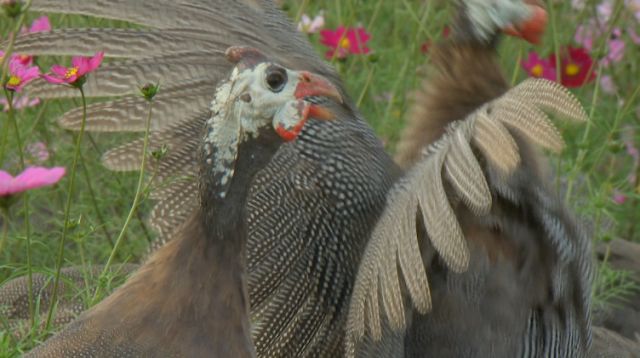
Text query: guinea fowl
4 1 399 355
0 0 605 357
25 47 342 356
347 1 596 357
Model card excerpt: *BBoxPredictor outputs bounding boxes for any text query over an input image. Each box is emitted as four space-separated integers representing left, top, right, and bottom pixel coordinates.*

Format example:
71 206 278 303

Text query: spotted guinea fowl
347 1 596 357
4 1 398 355
26 47 342 357
1 0 586 356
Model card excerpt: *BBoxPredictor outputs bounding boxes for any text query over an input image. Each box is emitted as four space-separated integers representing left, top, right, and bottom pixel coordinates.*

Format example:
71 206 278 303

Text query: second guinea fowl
25 47 342 357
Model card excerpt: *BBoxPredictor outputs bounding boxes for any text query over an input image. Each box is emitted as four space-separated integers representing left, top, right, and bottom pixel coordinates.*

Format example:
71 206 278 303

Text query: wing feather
444 123 492 215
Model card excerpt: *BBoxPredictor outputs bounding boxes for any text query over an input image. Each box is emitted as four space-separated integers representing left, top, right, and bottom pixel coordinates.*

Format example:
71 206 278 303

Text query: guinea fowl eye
265 66 287 93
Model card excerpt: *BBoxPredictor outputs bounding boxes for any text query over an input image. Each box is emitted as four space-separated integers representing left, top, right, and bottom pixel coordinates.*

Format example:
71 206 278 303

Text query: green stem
92 97 154 303
0 209 8 257
44 87 88 331
0 0 33 83
5 88 34 327
79 152 115 249
0 1 32 167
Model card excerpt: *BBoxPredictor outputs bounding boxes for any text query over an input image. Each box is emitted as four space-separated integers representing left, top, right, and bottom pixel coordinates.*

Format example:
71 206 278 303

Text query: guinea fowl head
201 46 342 199
463 0 547 44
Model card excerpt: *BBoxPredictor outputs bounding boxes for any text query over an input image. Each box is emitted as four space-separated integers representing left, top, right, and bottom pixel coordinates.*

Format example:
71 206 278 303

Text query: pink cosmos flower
571 0 585 10
0 167 65 197
5 57 40 92
575 22 598 52
26 142 50 163
15 16 52 66
599 75 617 94
297 12 325 34
320 26 371 59
42 51 104 87
0 94 40 111
628 0 640 21
612 190 627 205
597 0 614 23
28 16 51 33
628 26 640 44
521 52 557 81
600 28 625 67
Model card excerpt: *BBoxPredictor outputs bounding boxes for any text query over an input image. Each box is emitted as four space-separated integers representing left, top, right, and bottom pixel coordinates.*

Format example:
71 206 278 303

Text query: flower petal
0 171 15 196
87 51 104 72
50 65 69 77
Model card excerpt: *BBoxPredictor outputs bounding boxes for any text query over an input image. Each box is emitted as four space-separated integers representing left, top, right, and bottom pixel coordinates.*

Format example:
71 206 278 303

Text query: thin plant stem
44 87 89 331
0 0 32 168
0 0 33 82
79 152 115 248
4 88 35 327
0 209 8 257
85 133 153 244
92 97 154 304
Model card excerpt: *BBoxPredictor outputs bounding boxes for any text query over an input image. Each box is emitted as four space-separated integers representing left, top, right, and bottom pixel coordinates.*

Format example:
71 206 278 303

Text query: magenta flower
521 52 556 81
0 167 65 197
42 51 104 87
28 16 51 33
13 16 52 66
522 47 596 88
0 94 40 111
612 190 627 205
298 12 325 34
4 57 40 92
320 26 371 59
558 47 597 88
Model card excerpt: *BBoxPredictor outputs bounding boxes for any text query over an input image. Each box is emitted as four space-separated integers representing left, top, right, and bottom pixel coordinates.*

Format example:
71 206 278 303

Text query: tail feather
12 29 215 58
57 80 214 132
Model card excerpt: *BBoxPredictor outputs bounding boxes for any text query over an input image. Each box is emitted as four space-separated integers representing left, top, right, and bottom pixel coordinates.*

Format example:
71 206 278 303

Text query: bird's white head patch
202 47 341 198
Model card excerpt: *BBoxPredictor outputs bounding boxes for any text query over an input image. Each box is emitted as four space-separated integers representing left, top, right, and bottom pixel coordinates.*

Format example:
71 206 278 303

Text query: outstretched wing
15 0 342 247
345 78 589 354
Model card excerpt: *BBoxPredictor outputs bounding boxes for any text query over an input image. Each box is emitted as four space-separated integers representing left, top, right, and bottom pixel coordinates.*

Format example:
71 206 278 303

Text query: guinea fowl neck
199 128 283 241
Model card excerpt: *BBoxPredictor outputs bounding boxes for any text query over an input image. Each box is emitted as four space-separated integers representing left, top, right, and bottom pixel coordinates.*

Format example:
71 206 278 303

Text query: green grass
1 0 639 355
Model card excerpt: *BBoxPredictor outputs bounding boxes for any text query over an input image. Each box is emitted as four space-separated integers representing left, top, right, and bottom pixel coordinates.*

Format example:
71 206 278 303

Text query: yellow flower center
7 76 21 87
339 37 351 49
565 63 580 76
531 64 544 77
65 67 79 79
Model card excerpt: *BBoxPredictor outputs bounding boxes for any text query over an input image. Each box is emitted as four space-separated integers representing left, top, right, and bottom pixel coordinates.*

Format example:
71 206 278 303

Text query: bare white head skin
202 48 341 198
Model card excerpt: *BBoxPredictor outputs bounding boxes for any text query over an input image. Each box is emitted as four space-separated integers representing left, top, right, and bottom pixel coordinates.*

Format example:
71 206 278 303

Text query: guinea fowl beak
294 71 343 105
503 5 547 44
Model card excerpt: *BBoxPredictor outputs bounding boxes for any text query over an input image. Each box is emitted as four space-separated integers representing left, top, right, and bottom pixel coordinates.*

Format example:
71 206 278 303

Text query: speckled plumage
1 1 398 355
0 0 606 357
348 1 595 357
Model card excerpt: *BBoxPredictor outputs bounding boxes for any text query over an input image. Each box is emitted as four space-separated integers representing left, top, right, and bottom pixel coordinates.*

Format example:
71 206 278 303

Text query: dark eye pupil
266 66 287 92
